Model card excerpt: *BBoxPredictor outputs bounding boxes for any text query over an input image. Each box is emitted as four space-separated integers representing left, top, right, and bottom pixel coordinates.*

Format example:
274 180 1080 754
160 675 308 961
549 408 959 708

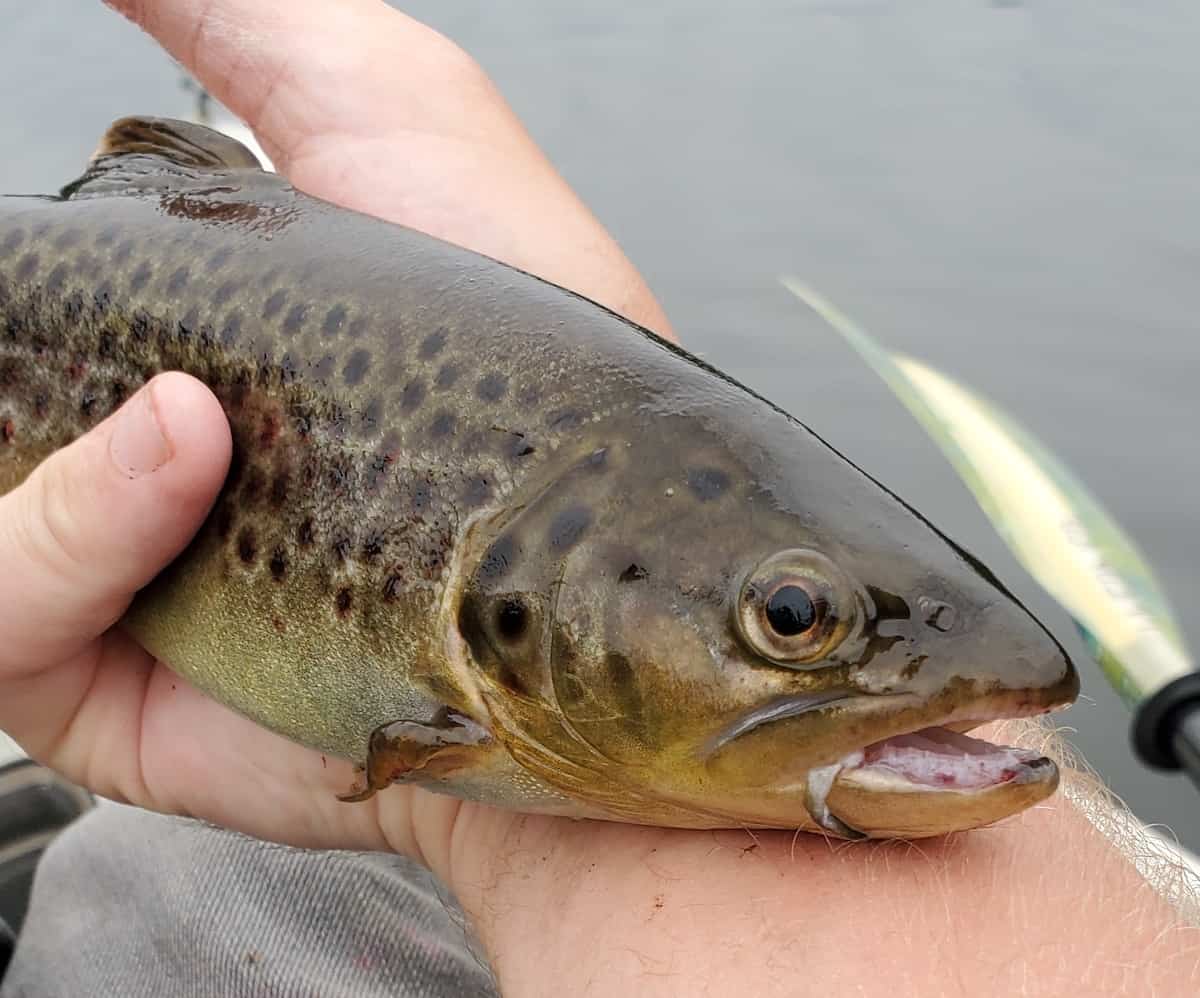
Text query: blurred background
0 1 1196 849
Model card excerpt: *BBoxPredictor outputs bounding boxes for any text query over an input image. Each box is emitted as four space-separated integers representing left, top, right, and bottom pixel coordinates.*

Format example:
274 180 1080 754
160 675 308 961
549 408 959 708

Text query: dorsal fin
61 116 265 199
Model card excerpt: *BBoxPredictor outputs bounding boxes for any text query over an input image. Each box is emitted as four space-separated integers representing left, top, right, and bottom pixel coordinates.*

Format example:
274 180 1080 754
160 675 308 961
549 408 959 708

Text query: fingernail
110 383 174 478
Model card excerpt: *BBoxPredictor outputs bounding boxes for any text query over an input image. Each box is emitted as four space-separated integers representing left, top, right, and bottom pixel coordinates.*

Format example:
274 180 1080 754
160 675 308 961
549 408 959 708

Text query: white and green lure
782 280 1195 724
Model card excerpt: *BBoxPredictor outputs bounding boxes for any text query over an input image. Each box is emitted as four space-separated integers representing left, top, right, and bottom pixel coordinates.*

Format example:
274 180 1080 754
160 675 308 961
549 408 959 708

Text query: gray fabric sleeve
0 801 499 997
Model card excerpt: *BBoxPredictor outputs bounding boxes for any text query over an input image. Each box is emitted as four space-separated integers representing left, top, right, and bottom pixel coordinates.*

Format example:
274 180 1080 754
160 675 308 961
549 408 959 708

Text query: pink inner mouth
845 726 1048 790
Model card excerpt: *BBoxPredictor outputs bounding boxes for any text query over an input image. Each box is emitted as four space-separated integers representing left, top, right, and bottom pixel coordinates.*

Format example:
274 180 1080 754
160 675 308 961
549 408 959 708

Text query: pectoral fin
338 709 494 803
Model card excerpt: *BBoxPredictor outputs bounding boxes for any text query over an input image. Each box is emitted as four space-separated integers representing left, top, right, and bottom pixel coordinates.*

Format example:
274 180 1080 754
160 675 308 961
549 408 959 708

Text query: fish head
456 404 1078 836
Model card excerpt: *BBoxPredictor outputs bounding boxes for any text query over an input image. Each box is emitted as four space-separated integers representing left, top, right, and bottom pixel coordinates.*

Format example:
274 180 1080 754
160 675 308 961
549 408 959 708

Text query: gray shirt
1 802 498 997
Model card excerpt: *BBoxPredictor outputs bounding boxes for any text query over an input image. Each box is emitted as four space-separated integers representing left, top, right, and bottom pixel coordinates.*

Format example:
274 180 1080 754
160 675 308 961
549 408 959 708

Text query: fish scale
0 117 1079 837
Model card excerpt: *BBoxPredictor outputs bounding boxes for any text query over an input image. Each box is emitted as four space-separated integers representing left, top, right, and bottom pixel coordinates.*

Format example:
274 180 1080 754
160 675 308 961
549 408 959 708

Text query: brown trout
0 118 1078 838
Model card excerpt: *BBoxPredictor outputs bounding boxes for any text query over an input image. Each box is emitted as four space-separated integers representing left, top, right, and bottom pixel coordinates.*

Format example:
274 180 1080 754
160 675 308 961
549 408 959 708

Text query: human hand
1 2 1194 995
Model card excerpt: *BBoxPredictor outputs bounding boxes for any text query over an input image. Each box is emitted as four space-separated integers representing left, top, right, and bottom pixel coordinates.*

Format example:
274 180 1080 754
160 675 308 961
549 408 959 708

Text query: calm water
2 1 1197 847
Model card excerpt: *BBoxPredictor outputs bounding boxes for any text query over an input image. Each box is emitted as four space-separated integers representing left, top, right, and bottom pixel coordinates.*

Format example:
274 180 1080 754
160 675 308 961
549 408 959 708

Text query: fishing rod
785 281 1200 798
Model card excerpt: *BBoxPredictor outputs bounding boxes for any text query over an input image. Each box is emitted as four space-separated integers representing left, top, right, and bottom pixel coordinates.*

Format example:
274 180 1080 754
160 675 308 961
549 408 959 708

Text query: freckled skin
0 119 1078 834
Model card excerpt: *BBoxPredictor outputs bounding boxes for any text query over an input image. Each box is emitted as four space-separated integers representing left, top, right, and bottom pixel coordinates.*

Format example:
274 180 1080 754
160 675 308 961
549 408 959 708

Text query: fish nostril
917 596 957 633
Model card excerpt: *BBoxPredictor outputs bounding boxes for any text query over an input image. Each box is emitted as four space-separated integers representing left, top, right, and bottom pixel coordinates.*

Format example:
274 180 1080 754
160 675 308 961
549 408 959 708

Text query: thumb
0 372 231 673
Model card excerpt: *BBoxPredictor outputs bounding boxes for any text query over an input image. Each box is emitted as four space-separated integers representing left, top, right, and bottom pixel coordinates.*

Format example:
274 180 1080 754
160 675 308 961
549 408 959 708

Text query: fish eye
735 549 854 666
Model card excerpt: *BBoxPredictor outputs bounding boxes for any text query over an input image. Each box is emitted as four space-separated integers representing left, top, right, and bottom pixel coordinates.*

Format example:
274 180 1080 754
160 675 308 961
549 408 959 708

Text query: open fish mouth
809 723 1060 840
705 691 1069 839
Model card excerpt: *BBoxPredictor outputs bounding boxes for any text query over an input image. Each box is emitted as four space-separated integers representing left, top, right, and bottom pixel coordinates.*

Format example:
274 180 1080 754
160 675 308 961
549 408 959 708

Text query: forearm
452 735 1200 997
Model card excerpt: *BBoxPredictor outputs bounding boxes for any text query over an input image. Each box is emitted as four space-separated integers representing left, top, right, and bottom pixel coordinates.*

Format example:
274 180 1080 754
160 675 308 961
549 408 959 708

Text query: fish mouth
709 690 1070 839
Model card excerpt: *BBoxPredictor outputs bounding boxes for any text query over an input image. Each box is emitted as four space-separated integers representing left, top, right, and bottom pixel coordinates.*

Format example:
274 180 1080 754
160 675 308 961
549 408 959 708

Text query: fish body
0 119 1078 837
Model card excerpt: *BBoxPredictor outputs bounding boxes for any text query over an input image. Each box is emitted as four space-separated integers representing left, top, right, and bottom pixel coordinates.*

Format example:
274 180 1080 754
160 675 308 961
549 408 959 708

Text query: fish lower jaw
810 714 1064 840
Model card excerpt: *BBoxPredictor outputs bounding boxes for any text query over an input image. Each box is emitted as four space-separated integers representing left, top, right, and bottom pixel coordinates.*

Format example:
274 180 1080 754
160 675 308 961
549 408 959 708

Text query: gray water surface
2 1 1197 848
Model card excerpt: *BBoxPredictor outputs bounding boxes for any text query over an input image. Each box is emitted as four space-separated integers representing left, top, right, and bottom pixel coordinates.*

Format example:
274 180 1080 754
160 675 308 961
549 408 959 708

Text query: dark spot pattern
686 468 731 502
269 548 288 581
213 279 240 306
419 328 447 358
46 263 69 294
323 304 347 338
335 588 353 617
297 518 315 547
15 253 39 282
237 528 258 564
343 349 370 386
166 266 189 295
619 563 649 583
479 535 517 582
475 372 507 402
129 262 152 293
263 289 287 319
400 380 426 412
382 575 403 602
549 505 592 552
434 363 460 390
0 230 24 258
283 302 308 335
462 475 492 508
430 411 456 438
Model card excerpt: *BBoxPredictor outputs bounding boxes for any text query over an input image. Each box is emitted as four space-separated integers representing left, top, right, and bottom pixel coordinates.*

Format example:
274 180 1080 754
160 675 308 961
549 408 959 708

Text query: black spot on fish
297 517 315 547
343 349 370 386
80 392 97 417
335 588 352 617
401 379 425 413
430 411 456 438
686 468 730 502
547 409 585 433
166 266 190 295
462 475 492 508
237 528 257 564
213 279 240 307
362 533 385 561
45 263 69 294
549 506 592 552
283 302 308 335
475 372 507 402
1 229 25 258
312 353 336 382
129 262 152 294
15 253 39 282
92 283 113 317
214 504 234 539
269 547 288 581
361 398 383 429
110 380 127 407
419 328 448 358
219 313 242 349
509 436 536 459
322 304 347 338
130 310 154 343
434 363 460 390
478 535 517 583
605 651 634 689
177 306 200 342
382 575 403 602
411 478 432 511
331 535 352 564
206 247 232 272
619 563 649 583
63 290 85 324
263 289 287 320
269 469 290 507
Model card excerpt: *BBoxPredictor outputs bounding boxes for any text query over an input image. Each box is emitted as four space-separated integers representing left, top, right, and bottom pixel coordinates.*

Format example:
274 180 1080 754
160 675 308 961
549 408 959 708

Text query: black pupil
765 585 816 636
496 599 528 641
